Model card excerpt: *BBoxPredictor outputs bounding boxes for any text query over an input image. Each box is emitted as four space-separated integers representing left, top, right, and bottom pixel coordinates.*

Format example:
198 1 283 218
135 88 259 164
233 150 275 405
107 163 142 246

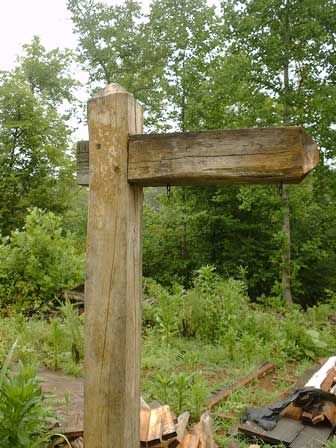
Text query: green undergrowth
0 267 335 446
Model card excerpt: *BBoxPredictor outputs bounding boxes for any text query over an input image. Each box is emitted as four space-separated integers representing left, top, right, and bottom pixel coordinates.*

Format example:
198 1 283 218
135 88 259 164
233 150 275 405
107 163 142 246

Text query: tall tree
147 0 220 131
67 0 167 126
219 0 336 303
0 39 78 234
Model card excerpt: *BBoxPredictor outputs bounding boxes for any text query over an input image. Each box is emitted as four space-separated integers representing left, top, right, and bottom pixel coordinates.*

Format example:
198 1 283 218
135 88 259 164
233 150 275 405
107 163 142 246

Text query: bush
143 266 335 363
0 208 84 314
0 349 51 448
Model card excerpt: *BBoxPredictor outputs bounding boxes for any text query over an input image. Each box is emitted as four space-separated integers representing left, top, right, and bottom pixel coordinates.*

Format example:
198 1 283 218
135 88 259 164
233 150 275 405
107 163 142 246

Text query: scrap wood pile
140 398 217 447
51 397 218 448
239 356 336 447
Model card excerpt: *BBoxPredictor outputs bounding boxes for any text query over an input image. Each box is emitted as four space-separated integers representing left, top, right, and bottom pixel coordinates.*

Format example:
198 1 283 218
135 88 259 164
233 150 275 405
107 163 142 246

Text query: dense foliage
0 1 335 446
67 0 336 306
0 209 84 314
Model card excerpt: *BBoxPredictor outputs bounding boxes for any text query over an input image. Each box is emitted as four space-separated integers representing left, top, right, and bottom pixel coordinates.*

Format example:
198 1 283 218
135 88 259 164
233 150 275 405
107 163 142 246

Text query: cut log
147 402 163 445
179 433 200 448
200 412 215 448
140 398 152 443
207 361 275 408
77 127 319 187
162 405 177 440
176 412 190 442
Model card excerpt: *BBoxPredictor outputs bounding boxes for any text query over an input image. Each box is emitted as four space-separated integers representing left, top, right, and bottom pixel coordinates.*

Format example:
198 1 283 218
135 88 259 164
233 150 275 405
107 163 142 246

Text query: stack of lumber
141 398 217 448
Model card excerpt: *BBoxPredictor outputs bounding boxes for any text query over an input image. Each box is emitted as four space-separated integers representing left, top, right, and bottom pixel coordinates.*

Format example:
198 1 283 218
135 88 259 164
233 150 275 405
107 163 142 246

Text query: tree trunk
281 0 293 305
280 182 293 304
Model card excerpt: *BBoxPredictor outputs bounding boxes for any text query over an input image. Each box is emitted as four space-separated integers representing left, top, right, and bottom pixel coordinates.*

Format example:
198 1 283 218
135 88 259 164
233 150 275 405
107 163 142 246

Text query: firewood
179 433 200 448
200 411 215 448
176 412 190 442
302 411 314 424
312 414 325 424
147 402 163 444
162 405 177 440
281 403 303 420
140 398 152 443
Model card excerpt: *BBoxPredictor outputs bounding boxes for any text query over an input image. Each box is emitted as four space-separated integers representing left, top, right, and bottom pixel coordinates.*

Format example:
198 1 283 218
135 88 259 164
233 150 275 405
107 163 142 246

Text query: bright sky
0 0 220 70
0 0 220 138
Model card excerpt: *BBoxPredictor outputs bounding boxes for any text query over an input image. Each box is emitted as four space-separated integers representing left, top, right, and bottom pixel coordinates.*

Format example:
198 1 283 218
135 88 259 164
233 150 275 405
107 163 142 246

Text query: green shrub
0 352 51 447
0 208 84 313
143 266 334 364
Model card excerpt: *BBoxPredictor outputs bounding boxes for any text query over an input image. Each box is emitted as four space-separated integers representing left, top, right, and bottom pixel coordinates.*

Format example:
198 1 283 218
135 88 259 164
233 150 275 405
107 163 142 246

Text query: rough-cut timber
77 126 318 187
84 84 143 448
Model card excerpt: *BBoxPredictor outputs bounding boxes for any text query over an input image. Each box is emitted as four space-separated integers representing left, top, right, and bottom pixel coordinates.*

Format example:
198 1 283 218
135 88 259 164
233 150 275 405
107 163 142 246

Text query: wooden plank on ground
239 417 304 445
77 127 319 187
207 361 275 408
289 424 334 448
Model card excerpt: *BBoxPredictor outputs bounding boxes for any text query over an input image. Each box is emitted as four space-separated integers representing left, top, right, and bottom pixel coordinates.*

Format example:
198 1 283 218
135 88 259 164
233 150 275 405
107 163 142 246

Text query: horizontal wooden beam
77 127 319 187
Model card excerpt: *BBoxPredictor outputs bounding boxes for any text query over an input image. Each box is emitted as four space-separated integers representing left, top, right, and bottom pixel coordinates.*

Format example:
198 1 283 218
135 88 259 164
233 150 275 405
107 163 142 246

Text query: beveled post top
93 83 129 99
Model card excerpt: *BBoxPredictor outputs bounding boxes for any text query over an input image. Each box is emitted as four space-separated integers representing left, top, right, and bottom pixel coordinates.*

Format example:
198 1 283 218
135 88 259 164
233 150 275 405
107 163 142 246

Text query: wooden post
85 84 143 447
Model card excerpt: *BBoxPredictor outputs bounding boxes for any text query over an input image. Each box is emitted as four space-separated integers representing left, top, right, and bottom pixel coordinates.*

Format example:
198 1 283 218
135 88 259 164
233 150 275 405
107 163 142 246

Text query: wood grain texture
128 127 318 186
84 84 143 448
77 127 318 187
176 412 190 442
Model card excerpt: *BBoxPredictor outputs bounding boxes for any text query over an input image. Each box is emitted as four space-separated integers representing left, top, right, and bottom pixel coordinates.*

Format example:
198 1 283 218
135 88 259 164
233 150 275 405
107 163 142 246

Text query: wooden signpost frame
80 84 319 448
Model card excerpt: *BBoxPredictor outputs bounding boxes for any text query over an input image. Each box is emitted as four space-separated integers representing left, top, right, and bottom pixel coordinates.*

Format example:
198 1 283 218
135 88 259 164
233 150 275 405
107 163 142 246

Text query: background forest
0 1 336 446
1 0 335 308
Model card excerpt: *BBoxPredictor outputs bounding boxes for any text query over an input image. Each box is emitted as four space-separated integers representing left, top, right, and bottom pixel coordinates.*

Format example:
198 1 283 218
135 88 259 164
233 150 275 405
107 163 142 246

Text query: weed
49 319 63 370
189 373 208 421
172 372 191 414
0 345 51 447
60 300 83 364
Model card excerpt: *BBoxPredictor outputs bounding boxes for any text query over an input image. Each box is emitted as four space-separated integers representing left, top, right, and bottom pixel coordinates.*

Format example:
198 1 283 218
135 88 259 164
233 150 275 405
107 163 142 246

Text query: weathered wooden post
79 83 319 447
85 84 143 447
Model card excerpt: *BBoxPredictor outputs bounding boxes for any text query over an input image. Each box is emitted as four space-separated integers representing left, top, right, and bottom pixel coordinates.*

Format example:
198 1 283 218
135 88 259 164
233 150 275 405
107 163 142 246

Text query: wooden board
239 417 305 445
77 126 318 187
290 424 333 448
147 402 163 445
176 412 190 442
140 398 151 443
162 405 177 440
84 84 143 448
239 415 334 447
